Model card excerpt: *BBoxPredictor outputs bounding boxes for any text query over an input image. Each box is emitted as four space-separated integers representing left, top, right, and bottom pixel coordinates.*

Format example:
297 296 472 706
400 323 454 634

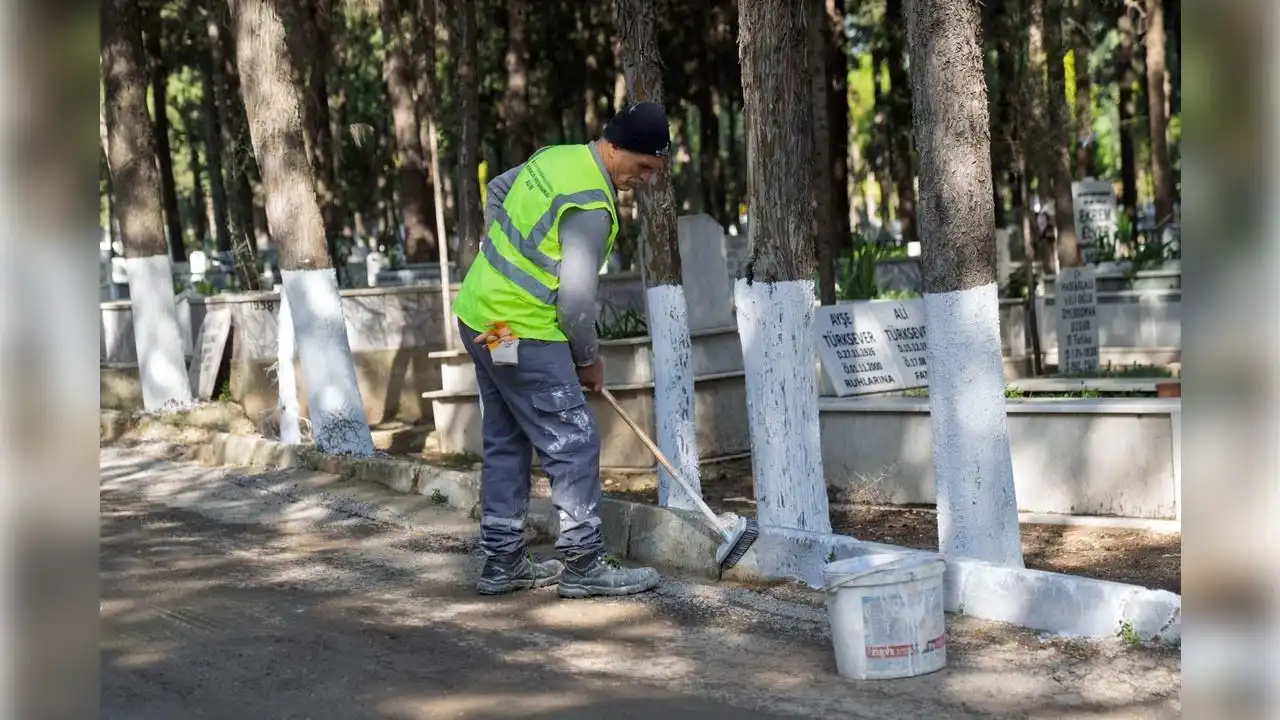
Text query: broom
599 387 759 569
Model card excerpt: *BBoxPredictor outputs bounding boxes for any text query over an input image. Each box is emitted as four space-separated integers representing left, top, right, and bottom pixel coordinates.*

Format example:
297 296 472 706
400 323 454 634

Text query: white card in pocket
490 338 520 366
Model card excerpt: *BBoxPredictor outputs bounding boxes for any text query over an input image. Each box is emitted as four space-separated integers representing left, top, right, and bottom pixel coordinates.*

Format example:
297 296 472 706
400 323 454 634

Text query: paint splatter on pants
459 320 604 557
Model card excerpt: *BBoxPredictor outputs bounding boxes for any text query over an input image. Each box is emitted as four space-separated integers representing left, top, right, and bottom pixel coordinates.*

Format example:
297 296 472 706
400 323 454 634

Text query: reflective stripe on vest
490 187 613 278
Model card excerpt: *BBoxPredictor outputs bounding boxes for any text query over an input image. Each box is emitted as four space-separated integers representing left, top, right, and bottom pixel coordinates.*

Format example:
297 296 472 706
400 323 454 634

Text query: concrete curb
102 410 1180 645
528 499 1180 645
199 433 484 514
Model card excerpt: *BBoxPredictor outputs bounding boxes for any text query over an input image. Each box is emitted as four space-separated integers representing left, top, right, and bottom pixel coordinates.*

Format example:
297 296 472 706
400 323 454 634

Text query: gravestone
188 307 233 400
1071 179 1117 264
675 214 735 331
1053 266 1100 373
366 251 386 288
814 299 929 397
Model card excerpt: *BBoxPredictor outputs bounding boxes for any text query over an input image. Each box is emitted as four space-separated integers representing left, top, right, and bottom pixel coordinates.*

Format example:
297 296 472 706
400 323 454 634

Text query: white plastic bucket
822 553 948 681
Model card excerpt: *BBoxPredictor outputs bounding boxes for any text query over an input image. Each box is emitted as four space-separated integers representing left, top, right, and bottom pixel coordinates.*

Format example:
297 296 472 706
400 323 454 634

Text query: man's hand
577 359 604 393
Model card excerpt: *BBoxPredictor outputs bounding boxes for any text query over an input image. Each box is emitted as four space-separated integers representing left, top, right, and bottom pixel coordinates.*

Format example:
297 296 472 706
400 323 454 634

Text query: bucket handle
823 555 943 592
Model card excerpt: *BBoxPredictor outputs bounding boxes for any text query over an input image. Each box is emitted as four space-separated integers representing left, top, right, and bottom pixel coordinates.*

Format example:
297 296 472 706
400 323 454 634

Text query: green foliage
1093 209 1177 274
1002 269 1030 299
836 231 886 301
595 302 648 340
1054 361 1175 379
876 288 920 300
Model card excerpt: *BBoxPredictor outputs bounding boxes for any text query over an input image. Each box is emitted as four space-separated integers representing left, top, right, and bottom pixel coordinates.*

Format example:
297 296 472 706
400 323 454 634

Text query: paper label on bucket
861 584 946 675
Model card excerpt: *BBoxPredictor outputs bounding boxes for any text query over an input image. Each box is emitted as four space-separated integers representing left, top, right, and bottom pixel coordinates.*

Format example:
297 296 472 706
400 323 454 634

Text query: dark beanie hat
603 101 671 157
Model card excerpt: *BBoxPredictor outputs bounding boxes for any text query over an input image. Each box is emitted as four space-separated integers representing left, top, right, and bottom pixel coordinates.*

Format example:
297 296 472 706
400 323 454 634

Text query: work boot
476 549 564 595
557 551 661 599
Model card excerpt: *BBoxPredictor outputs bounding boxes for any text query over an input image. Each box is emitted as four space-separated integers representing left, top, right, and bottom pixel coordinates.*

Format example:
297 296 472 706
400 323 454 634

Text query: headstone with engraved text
814 299 929 397
1071 179 1118 264
1054 266 1100 374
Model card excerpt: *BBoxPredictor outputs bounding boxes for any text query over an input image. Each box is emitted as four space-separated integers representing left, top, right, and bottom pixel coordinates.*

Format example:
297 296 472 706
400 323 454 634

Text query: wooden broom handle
596 387 730 536
598 387 683 481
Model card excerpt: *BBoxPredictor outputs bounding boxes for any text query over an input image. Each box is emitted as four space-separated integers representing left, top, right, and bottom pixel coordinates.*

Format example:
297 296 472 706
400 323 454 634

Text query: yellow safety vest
453 144 619 342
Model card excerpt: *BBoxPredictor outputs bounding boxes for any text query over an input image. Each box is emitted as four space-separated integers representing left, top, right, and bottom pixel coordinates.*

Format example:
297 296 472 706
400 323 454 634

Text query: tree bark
809 0 836 305
208 13 261 289
184 111 209 250
615 0 701 510
1071 0 1093 179
1117 7 1138 218
503 0 534 163
906 0 1023 566
740 4 816 283
142 10 186 263
1145 0 1175 229
884 0 917 246
453 0 482 275
303 0 343 275
101 0 193 410
870 46 893 230
415 0 453 339
736 0 830 534
380 0 437 263
228 0 374 456
1045 0 1081 267
199 52 232 254
826 0 851 253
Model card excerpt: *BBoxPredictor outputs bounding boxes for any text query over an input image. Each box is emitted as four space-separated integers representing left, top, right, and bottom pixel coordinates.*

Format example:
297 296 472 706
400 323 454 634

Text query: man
451 102 671 598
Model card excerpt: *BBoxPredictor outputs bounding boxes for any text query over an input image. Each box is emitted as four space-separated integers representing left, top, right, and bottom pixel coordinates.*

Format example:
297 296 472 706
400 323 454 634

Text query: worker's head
599 101 671 191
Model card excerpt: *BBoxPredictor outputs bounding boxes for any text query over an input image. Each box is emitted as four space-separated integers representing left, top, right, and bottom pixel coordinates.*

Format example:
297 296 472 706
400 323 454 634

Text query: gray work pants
459 319 604 558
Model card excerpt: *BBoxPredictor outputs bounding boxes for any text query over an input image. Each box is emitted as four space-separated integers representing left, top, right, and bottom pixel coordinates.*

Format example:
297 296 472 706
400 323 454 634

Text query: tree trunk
143 11 186 263
809 0 836 305
1045 0 1080 267
101 0 193 410
303 0 343 278
184 111 209 250
207 14 260 289
884 0 917 246
503 0 534 162
1071 0 1093 179
906 0 1023 567
1116 7 1138 218
453 0 482 275
1023 0 1056 270
736 0 830 534
870 47 893 230
228 0 374 456
1145 0 1174 230
826 0 851 253
415 0 454 344
992 20 1017 229
615 0 701 510
200 52 232 254
694 84 726 225
380 0 437 263
1014 158 1044 376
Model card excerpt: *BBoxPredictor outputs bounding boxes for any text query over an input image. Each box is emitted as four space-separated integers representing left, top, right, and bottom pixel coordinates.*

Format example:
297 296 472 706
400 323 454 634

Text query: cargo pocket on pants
529 384 594 454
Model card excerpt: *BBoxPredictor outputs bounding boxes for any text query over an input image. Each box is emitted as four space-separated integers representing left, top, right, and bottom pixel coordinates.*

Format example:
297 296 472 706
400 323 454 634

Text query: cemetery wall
819 396 1180 519
99 275 647 424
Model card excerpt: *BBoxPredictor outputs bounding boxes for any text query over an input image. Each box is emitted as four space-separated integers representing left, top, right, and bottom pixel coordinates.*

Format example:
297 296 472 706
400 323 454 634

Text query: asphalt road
100 445 1180 719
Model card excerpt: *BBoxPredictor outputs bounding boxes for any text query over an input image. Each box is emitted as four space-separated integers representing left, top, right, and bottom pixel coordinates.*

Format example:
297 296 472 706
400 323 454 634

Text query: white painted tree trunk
645 284 701 510
126 254 193 411
280 269 374 456
275 286 302 445
925 284 1024 566
735 277 831 533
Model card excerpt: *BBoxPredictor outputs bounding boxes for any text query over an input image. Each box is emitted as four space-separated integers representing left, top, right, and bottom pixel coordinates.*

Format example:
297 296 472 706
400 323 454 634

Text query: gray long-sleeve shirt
484 143 617 367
